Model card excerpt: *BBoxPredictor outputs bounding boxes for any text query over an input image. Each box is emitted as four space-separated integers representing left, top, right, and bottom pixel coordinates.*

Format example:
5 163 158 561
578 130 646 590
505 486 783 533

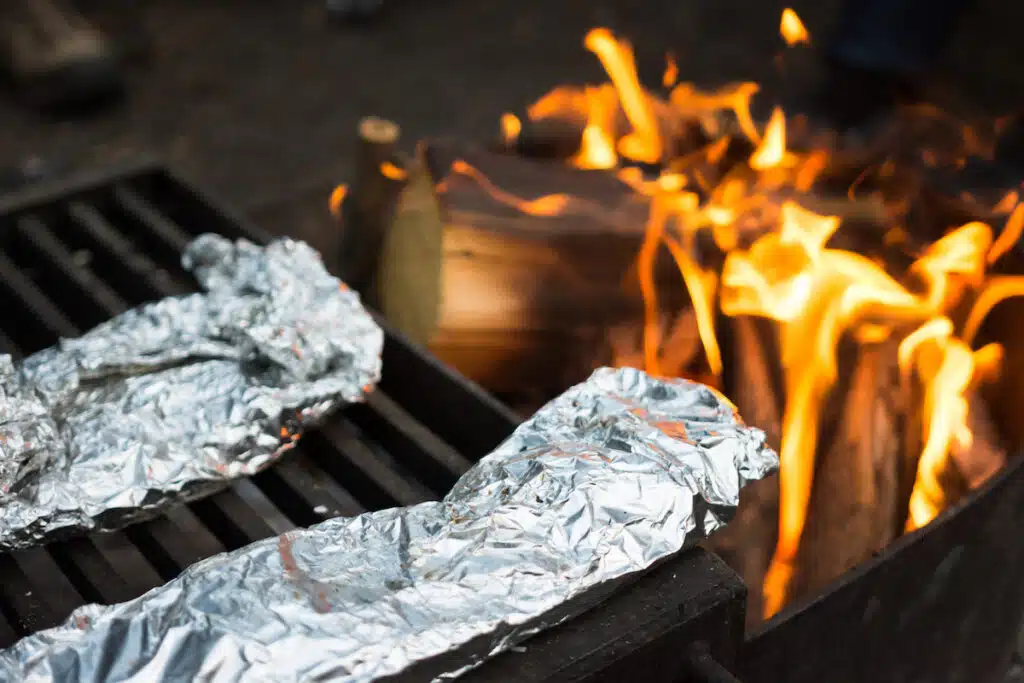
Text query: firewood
377 145 444 347
374 138 690 394
703 315 782 628
787 339 902 606
603 307 703 378
658 307 703 378
337 117 406 300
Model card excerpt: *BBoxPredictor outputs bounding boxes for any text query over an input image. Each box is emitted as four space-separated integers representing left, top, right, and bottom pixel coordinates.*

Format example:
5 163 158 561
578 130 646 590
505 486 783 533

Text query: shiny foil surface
0 234 383 549
0 367 777 682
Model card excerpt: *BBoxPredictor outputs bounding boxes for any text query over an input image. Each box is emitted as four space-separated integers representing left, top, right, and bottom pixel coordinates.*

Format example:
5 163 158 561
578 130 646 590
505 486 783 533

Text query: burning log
704 315 782 626
786 339 903 606
605 307 703 379
899 386 1007 530
376 138 687 394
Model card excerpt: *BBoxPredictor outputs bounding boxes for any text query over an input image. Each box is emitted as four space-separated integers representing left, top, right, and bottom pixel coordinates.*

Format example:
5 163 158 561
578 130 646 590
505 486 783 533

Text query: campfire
337 10 1024 626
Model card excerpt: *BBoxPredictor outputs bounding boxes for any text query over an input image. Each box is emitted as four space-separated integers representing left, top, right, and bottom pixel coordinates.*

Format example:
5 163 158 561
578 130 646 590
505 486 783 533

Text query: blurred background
0 0 1020 255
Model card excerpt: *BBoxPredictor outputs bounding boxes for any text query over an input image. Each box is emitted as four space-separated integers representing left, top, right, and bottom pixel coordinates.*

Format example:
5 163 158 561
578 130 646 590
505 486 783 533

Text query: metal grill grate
0 162 521 644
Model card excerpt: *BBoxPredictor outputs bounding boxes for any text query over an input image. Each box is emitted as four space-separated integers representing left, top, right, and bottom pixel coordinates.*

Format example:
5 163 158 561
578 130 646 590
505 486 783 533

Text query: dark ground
2 0 1024 262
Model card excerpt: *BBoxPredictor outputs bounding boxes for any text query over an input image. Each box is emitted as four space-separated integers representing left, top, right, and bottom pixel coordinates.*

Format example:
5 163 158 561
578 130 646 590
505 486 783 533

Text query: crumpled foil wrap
0 367 777 682
0 233 383 549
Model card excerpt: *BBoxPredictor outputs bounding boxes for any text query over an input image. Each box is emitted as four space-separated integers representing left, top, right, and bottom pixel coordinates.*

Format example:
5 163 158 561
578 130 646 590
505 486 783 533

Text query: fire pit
0 154 1020 680
336 9 1024 681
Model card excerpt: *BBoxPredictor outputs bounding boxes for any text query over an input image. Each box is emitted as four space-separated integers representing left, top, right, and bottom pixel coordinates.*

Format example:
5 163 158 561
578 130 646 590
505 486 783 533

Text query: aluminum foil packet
0 367 777 682
0 233 383 549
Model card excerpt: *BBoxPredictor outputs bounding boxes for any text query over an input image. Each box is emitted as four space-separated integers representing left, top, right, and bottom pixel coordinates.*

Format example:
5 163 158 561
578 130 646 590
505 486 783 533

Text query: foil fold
0 367 777 682
0 234 383 549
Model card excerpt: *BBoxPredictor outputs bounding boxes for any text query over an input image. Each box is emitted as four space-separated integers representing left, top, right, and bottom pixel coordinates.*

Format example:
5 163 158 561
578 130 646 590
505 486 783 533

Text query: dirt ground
0 0 1022 258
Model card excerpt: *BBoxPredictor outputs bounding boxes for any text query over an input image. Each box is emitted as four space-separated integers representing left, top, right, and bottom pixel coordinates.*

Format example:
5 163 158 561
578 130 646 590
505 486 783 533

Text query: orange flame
576 86 620 169
501 113 522 146
328 184 348 218
663 53 679 88
899 327 1000 530
584 29 663 164
498 23 1020 621
988 202 1024 264
380 162 408 181
451 160 572 216
780 8 810 46
749 107 793 170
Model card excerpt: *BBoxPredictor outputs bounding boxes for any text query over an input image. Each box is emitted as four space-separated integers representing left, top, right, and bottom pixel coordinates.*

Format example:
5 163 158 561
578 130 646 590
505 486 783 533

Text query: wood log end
358 117 401 146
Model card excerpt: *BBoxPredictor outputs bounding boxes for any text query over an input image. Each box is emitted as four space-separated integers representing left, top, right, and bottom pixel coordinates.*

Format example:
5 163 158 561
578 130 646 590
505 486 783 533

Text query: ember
371 9 1024 623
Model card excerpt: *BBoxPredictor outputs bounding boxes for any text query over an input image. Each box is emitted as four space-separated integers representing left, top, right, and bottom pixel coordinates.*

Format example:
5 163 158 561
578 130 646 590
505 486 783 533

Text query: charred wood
704 315 782 628
787 339 903 606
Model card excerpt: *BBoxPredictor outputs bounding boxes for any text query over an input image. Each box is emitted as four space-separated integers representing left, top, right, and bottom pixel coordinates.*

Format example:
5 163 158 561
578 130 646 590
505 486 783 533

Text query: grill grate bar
352 392 472 491
0 592 20 643
254 458 367 524
0 556 57 636
377 330 519 460
14 215 128 323
216 480 294 537
305 423 435 508
10 550 86 625
111 184 192 256
50 536 164 605
66 201 189 297
44 542 127 606
0 251 78 339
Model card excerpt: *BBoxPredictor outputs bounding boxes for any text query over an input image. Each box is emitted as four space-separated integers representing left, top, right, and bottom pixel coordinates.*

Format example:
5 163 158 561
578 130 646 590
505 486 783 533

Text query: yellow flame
501 113 522 146
575 87 620 169
780 8 810 46
670 82 762 145
749 108 792 170
500 24 1017 621
912 221 992 309
722 201 948 618
903 334 977 530
898 317 954 382
584 28 663 164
